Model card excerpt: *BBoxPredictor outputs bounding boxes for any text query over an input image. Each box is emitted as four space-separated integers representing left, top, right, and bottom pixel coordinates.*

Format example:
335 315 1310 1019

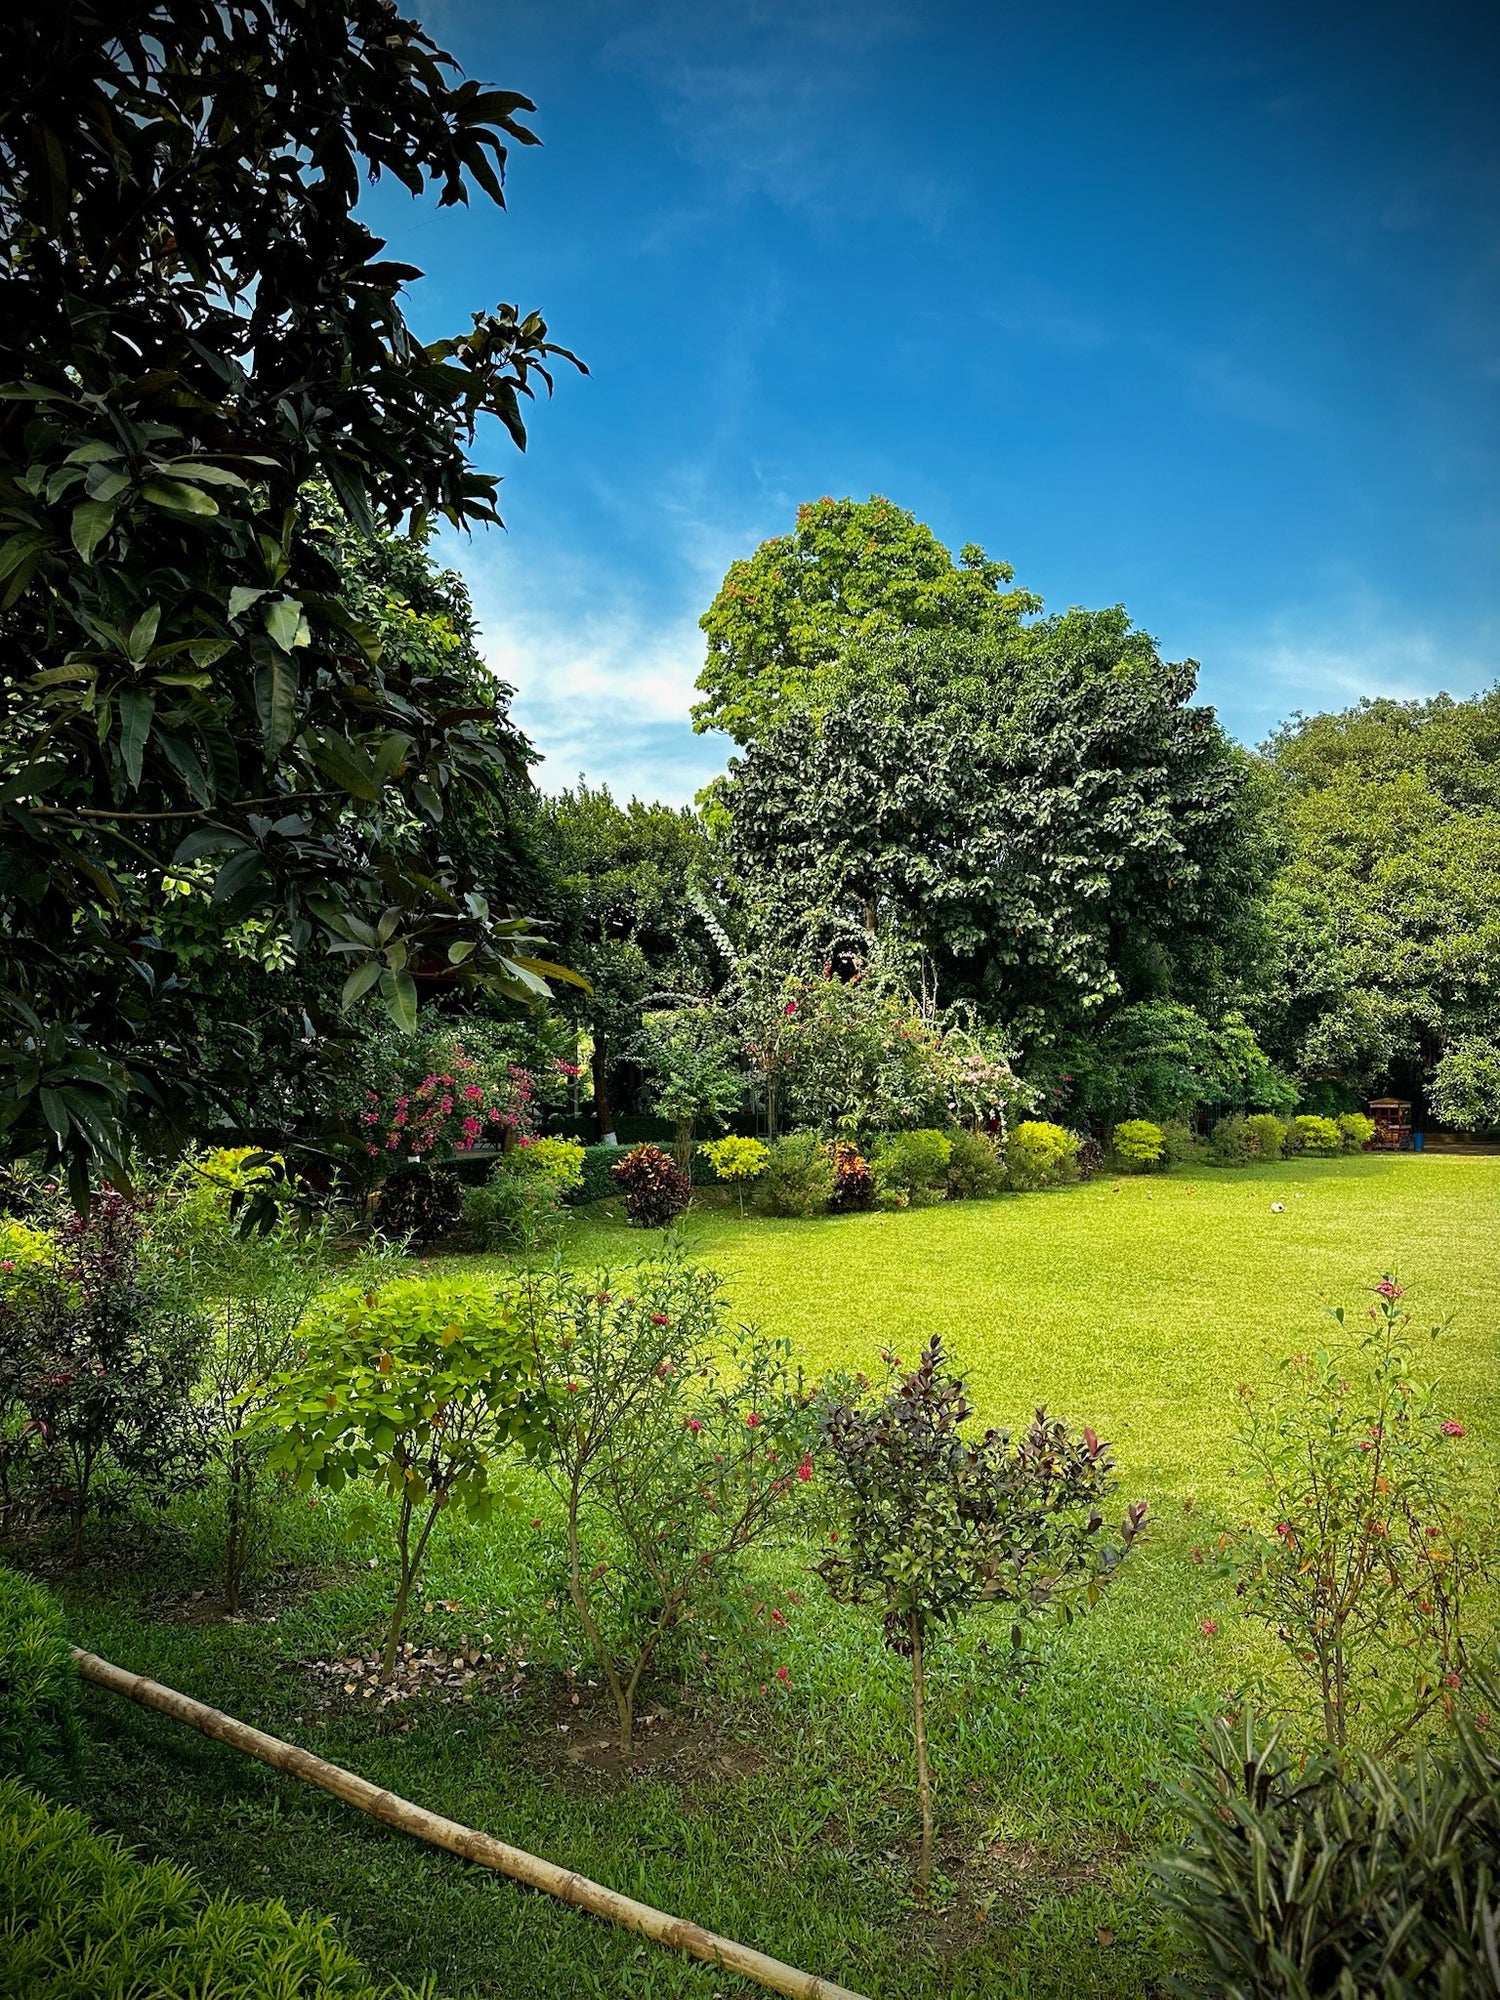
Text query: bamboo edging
71 1648 868 2000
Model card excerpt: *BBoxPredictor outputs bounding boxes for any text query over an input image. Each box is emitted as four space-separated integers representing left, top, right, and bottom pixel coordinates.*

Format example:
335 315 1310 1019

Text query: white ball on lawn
1270 1201 1285 1213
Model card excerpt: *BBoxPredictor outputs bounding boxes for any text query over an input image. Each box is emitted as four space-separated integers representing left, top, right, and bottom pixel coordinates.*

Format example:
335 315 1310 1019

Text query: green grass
29 1155 1500 2000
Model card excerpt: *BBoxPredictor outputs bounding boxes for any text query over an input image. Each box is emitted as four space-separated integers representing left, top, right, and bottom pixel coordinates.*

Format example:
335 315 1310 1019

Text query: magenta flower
1442 1420 1467 1437
745 1411 762 1428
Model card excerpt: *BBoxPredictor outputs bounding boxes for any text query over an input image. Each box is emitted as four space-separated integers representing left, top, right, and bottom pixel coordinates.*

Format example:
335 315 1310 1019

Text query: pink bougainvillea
364 1045 536 1159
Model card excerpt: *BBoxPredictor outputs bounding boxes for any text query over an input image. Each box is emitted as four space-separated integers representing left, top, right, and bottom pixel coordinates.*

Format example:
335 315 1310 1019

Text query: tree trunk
593 1035 616 1144
224 1451 245 1614
910 1615 934 1895
674 1117 694 1177
382 1494 416 1682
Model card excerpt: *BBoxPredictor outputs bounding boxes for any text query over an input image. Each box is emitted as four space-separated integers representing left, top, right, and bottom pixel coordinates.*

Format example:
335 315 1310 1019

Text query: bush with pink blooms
358 1044 536 1167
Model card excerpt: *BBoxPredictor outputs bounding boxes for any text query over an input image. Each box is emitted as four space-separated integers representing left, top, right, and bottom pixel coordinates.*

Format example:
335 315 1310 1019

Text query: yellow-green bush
1112 1119 1167 1171
1291 1114 1342 1156
1002 1121 1080 1191
1337 1112 1375 1152
1244 1113 1288 1161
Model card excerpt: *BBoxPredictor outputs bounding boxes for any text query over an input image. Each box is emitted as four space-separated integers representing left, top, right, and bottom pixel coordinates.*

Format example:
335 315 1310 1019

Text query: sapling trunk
910 1614 934 1895
224 1450 245 1613
381 1489 442 1682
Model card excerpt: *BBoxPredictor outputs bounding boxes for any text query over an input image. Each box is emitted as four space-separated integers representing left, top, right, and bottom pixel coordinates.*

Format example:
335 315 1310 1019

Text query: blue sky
371 0 1500 803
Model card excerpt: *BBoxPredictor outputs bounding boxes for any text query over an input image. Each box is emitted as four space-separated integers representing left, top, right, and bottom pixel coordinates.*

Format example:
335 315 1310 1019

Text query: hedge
0 1566 82 1794
0 1778 425 1999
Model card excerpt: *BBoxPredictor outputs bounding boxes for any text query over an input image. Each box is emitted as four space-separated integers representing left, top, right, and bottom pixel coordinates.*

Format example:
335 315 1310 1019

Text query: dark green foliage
611 1144 690 1228
374 1167 465 1248
754 1134 835 1218
721 617 1270 1052
1155 1709 1500 2000
0 1777 422 1998
944 1136 1004 1192
1 1191 207 1560
0 1568 81 1793
1063 1002 1295 1128
1210 1114 1257 1165
0 1 578 1193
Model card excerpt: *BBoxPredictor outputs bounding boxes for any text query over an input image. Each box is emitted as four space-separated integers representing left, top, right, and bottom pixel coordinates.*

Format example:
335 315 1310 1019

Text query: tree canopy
692 494 1039 745
0 0 579 1194
719 611 1269 1055
1258 692 1500 1123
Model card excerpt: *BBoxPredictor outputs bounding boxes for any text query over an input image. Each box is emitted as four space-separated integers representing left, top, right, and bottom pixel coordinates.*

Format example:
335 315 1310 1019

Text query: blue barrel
1412 1131 1425 1152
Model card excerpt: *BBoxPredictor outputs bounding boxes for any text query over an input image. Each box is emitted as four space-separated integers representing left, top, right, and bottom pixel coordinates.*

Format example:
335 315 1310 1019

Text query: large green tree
1257 691 1500 1125
720 613 1269 1055
693 494 1039 745
0 0 579 1194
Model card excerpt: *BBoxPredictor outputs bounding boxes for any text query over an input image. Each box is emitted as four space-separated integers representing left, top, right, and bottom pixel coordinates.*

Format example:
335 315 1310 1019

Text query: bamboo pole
72 1647 868 2000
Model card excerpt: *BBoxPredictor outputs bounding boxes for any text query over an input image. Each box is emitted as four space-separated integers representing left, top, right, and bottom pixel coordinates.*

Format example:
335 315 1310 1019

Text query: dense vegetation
2 7 1497 2000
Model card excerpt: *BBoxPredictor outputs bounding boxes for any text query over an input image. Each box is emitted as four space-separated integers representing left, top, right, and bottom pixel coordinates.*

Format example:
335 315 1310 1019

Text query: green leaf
263 597 305 652
228 585 266 619
340 961 382 1009
309 730 380 802
254 655 298 754
126 606 161 663
117 689 155 789
141 478 219 516
381 966 419 1033
39 1087 70 1142
71 499 117 562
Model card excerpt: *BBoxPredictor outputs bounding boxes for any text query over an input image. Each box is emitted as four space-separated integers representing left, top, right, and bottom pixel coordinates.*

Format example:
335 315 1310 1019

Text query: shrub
1112 1119 1167 1171
0 1216 60 1306
0 1568 81 1793
461 1141 583 1254
1209 1114 1256 1166
698 1135 770 1216
945 1129 1005 1200
829 1143 876 1213
1003 1120 1080 1192
871 1129 952 1207
519 1255 817 1755
249 1278 542 1678
754 1134 835 1218
612 1144 691 1228
1074 1135 1104 1181
1244 1112 1288 1161
1154 1707 1500 2000
1231 1278 1494 1748
1338 1111 1376 1152
1159 1119 1200 1165
1289 1113 1342 1156
0 1778 415 1999
375 1165 464 1246
0 1192 207 1563
523 1137 587 1189
820 1340 1147 1892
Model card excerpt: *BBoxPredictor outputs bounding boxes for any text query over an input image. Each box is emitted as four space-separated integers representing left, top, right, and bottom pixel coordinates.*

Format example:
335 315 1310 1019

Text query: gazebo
1368 1097 1412 1150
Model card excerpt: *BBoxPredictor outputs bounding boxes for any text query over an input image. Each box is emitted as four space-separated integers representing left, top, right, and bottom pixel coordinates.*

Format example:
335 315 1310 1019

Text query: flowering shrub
819 1339 1147 1890
698 1135 770 1216
1003 1120 1079 1192
870 1128 952 1207
360 1043 536 1163
518 1255 818 1753
945 1129 1006 1201
1230 1277 1494 1747
1338 1112 1376 1151
1113 1119 1167 1170
754 1134 835 1218
612 1144 691 1228
829 1143 876 1213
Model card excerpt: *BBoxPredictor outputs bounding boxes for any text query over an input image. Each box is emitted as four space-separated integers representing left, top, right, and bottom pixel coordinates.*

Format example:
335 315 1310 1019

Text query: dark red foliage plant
611 1144 691 1228
819 1337 1148 1892
828 1144 876 1213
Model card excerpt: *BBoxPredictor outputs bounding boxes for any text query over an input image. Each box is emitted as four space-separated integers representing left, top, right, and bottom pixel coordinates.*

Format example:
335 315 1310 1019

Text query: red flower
650 1313 671 1326
1200 1619 1218 1637
777 1665 790 1684
745 1411 762 1428
687 1417 703 1434
796 1456 813 1482
1441 1420 1467 1437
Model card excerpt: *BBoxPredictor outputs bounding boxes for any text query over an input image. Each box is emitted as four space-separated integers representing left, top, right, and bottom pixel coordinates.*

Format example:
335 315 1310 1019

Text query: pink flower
650 1313 670 1327
1441 1421 1467 1437
796 1456 813 1482
461 1117 481 1139
687 1418 703 1435
745 1411 762 1428
1200 1619 1218 1637
783 1000 797 1015
777 1665 790 1684
1375 1279 1405 1301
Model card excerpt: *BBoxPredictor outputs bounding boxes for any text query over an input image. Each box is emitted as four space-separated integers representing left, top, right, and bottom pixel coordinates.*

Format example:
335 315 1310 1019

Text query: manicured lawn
41 1156 1500 2000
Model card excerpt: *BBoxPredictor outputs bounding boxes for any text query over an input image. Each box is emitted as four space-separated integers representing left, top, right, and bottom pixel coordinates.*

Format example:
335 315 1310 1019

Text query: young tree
250 1278 543 1678
520 1258 817 1755
819 1340 1147 1892
1230 1279 1493 1749
632 1006 745 1171
0 1 581 1196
